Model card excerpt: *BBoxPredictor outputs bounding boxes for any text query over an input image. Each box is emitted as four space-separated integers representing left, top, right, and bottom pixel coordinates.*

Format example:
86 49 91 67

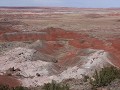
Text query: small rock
36 73 41 77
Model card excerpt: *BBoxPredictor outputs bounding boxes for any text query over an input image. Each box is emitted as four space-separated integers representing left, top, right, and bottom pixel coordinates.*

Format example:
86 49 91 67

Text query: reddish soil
85 14 104 18
38 42 64 54
0 26 18 35
109 39 120 51
0 75 21 87
0 27 120 67
0 27 87 41
107 13 120 16
105 39 120 67
58 50 79 66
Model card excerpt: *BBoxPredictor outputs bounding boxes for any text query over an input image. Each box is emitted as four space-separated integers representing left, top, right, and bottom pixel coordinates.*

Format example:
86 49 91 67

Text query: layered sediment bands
0 14 43 19
0 26 18 35
105 39 120 67
0 27 120 87
0 27 120 67
58 50 79 66
0 27 87 41
0 32 46 41
68 38 105 49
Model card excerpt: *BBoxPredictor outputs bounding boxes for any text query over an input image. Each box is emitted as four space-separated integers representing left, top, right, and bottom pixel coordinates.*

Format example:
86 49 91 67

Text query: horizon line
0 6 120 9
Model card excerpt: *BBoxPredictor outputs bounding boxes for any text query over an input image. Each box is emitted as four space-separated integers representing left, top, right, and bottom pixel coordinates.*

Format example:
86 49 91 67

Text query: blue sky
0 0 120 8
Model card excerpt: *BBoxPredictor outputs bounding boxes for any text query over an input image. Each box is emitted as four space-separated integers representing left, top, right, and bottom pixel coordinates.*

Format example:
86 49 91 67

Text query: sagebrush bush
90 66 120 88
0 85 9 90
12 86 29 90
42 80 70 90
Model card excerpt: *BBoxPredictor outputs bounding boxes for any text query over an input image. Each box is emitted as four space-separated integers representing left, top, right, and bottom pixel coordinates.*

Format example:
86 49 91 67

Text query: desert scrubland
0 7 120 90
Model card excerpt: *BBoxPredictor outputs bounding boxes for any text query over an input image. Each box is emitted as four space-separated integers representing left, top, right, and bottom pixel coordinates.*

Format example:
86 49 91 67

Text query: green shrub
0 85 10 90
12 86 28 90
90 66 120 88
42 80 70 90
0 85 28 90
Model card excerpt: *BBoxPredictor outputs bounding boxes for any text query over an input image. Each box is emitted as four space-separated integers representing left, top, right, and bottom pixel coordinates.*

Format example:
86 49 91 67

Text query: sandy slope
0 47 112 87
